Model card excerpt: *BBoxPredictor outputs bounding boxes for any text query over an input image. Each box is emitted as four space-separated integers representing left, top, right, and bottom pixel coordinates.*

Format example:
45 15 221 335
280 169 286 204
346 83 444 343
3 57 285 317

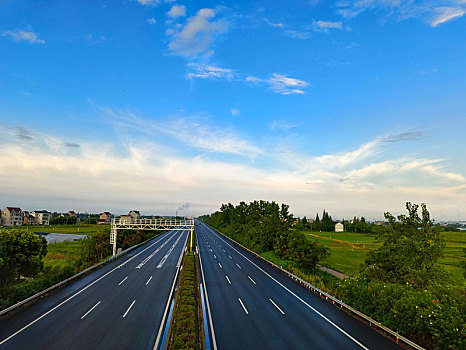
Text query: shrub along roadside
168 252 202 350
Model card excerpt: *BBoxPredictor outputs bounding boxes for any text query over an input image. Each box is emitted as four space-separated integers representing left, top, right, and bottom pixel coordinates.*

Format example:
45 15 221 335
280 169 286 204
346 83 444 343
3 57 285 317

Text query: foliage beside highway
200 200 330 271
201 201 465 349
0 226 159 310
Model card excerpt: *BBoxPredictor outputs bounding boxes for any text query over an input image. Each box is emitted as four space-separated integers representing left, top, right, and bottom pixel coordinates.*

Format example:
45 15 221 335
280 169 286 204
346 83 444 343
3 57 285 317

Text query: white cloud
314 20 343 30
105 108 263 157
186 63 234 80
268 74 308 95
146 18 157 24
245 76 262 83
336 0 466 27
168 8 227 57
137 0 161 5
230 108 240 116
167 5 186 18
0 125 464 220
284 30 311 39
269 120 298 131
431 7 466 26
2 30 45 44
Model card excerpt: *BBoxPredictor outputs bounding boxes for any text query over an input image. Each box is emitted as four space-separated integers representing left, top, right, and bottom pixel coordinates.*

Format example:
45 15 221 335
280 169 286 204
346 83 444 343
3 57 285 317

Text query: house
23 211 36 225
31 210 51 225
67 211 77 217
307 218 315 224
129 210 140 221
1 207 24 226
119 215 132 224
335 222 344 232
98 212 112 224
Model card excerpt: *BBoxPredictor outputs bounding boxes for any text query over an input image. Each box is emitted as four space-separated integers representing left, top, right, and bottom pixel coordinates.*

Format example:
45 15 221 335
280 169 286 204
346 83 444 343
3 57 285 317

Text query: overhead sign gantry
110 218 194 255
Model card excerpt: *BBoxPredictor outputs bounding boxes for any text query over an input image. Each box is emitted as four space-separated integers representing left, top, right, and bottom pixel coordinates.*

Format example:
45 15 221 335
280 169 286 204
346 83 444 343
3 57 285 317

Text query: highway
0 228 188 350
197 222 401 350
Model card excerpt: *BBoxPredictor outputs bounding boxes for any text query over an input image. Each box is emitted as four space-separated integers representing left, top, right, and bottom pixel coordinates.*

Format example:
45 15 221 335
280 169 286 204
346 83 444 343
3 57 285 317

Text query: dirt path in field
306 233 370 249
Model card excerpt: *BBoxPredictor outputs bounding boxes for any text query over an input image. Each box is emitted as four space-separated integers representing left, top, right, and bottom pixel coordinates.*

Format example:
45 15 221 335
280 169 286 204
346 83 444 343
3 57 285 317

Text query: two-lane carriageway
197 222 401 350
0 228 189 350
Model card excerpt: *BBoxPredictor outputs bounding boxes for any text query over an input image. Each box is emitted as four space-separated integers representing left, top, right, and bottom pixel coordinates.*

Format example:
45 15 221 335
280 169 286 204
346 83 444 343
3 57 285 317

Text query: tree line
199 200 329 271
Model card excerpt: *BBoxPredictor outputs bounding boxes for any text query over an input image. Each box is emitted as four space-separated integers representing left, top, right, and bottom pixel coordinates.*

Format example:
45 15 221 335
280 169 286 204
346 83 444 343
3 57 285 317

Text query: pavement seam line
123 300 136 318
238 298 248 315
269 298 285 315
80 301 101 319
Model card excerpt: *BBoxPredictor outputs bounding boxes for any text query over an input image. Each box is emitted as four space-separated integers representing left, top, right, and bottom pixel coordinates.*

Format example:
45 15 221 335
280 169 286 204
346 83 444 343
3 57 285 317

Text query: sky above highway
1 0 465 220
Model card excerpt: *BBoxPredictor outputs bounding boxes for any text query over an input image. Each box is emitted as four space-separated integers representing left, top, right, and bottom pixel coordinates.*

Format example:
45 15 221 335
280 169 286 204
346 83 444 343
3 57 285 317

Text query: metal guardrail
205 224 425 350
0 233 163 317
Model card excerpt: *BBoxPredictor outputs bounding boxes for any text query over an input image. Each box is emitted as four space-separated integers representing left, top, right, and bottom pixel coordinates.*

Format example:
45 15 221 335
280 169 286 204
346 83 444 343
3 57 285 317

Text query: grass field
19 224 110 236
44 240 83 270
304 230 465 285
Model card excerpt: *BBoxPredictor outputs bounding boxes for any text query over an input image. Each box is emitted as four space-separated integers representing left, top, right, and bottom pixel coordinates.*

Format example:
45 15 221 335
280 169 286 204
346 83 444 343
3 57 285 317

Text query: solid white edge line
80 301 101 319
122 300 136 318
248 276 256 285
0 230 178 346
153 229 189 350
198 227 218 350
206 225 369 350
238 298 248 315
146 276 153 285
225 276 231 284
118 276 128 285
269 298 285 315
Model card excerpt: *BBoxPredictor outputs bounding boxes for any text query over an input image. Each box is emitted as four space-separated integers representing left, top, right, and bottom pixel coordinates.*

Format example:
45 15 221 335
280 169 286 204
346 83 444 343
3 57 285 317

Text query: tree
363 202 445 288
0 229 47 285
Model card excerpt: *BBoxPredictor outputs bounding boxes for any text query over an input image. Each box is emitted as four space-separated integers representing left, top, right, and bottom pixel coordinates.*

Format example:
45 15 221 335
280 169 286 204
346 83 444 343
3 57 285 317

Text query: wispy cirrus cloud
1 30 45 44
167 8 227 57
336 0 466 27
0 123 464 220
137 0 161 6
186 66 309 95
312 20 343 32
431 6 466 26
186 63 234 80
104 107 263 157
268 74 308 95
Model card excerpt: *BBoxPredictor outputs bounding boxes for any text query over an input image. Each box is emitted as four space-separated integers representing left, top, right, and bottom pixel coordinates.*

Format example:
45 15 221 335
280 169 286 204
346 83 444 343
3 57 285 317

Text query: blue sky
1 0 465 220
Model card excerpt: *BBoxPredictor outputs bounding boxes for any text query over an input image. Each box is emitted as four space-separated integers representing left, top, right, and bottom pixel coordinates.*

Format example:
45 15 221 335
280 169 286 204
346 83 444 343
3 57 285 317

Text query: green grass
18 224 109 236
44 240 83 269
304 230 466 286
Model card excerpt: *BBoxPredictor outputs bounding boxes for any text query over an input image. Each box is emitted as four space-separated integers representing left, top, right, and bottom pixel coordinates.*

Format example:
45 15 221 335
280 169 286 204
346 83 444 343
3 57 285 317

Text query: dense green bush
338 277 465 349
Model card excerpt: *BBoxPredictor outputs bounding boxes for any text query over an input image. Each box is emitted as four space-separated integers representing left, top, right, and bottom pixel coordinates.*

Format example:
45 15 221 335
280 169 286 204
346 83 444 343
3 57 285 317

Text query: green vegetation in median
168 251 201 350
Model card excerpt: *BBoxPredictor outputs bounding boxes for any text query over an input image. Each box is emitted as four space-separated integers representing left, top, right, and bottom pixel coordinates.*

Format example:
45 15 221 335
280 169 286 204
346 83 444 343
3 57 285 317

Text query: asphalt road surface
197 222 401 350
0 228 188 350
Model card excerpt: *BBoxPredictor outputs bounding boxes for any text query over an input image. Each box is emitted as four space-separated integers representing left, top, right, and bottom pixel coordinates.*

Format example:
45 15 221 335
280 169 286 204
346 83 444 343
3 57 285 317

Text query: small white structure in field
335 222 344 232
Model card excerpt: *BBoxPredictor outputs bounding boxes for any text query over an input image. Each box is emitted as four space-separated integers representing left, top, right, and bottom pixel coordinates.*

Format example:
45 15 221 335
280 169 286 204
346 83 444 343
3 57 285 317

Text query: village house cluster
0 207 113 227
